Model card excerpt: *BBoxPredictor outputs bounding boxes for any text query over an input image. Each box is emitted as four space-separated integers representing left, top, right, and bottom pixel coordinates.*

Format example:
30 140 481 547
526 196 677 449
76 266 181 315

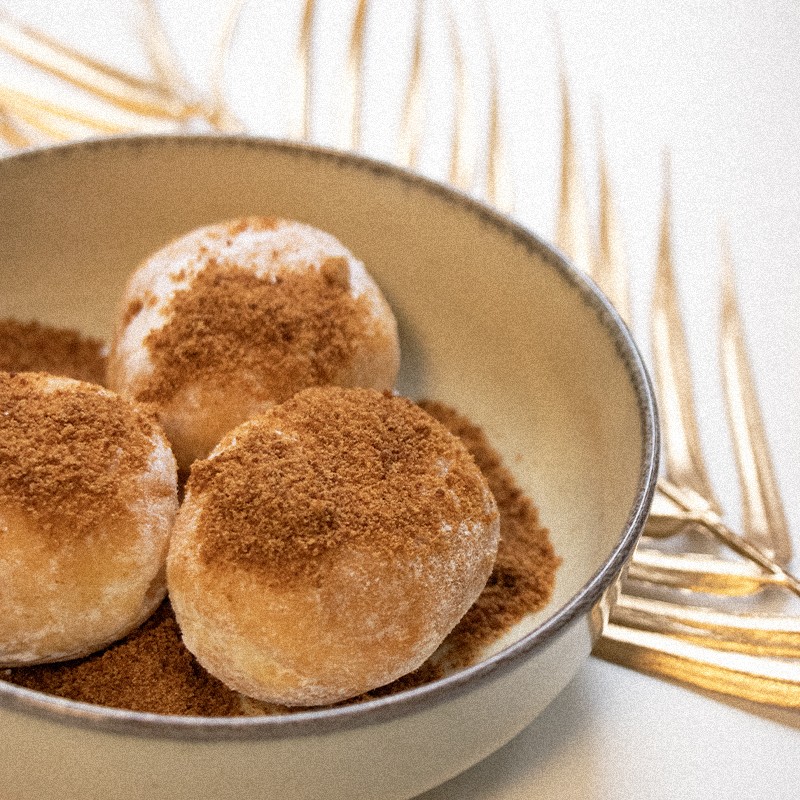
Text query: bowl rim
0 133 660 741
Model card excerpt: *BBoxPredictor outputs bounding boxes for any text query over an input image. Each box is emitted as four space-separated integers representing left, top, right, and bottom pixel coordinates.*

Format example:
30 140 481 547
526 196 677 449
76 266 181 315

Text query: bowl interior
0 136 650 676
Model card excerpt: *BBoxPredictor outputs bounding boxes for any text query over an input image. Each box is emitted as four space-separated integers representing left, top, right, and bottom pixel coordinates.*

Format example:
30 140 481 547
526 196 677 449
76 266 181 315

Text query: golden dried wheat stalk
552 63 800 704
0 1 241 144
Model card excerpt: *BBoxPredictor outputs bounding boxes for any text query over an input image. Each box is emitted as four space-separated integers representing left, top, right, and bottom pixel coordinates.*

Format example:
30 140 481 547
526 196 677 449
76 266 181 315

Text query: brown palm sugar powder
135 259 372 406
7 602 241 716
0 372 153 540
189 387 495 588
0 318 106 385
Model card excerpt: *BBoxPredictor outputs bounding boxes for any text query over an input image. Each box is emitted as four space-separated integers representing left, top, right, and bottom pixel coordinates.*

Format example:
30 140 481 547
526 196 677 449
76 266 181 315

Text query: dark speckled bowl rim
0 134 660 741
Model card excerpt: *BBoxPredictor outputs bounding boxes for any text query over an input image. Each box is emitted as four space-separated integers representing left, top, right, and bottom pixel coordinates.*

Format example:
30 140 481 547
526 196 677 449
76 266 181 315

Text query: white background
2 1 799 797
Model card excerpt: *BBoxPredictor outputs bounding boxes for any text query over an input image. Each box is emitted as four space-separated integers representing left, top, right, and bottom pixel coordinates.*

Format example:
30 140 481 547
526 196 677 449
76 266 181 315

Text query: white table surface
2 1 798 797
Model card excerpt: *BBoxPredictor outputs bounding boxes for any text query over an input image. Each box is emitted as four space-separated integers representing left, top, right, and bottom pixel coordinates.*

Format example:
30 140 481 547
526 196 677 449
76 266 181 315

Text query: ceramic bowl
0 136 658 800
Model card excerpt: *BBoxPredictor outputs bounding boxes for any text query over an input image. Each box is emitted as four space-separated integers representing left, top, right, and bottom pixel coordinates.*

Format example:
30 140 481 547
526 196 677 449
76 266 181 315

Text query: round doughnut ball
0 372 178 667
167 386 500 706
107 217 401 470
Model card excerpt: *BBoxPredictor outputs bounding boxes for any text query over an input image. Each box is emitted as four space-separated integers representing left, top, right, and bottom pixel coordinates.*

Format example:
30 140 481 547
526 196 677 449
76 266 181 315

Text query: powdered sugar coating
0 373 179 666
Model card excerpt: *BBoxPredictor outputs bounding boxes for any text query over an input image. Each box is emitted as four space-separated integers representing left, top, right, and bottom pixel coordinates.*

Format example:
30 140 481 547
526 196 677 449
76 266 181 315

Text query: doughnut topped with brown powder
107 218 401 469
0 372 178 667
167 386 501 707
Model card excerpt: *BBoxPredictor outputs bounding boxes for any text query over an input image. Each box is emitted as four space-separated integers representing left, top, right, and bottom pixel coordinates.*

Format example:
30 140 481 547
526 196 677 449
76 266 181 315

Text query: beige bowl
0 136 658 800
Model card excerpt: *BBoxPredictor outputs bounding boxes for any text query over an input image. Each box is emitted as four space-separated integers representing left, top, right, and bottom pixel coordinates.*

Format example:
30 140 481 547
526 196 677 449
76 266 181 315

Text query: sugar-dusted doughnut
107 218 400 470
0 372 178 666
167 386 500 706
